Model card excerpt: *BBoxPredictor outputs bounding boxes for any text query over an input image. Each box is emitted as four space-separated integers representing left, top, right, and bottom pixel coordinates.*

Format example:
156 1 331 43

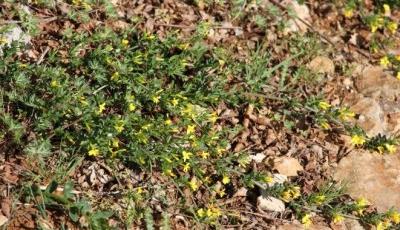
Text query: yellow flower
387 21 398 34
344 8 354 18
281 191 292 202
111 72 119 81
200 151 210 159
206 207 221 219
383 4 391 15
301 214 312 228
50 80 59 88
332 213 344 224
396 55 400 61
151 95 160 104
129 103 136 111
0 36 7 45
371 25 379 33
188 177 199 191
397 72 400 80
164 119 172 125
171 98 179 106
111 138 119 148
114 120 125 133
217 188 226 197
291 186 301 199
390 210 400 224
318 101 331 110
355 197 368 207
197 208 205 218
320 121 331 130
376 220 390 230
351 135 366 146
121 39 129 47
183 163 190 173
222 175 230 184
165 169 176 177
339 108 355 121
209 112 218 123
216 147 225 156
264 176 273 183
380 56 390 68
178 43 190 50
314 195 326 205
96 102 106 115
182 151 193 162
385 144 396 154
186 124 196 135
88 146 100 157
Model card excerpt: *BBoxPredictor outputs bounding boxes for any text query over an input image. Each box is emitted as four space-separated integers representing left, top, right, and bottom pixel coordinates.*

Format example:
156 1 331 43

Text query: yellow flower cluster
301 214 312 228
281 186 301 202
350 134 366 146
197 206 222 219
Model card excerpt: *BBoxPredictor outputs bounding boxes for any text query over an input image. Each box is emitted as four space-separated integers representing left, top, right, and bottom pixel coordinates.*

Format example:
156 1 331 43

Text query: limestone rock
333 150 400 212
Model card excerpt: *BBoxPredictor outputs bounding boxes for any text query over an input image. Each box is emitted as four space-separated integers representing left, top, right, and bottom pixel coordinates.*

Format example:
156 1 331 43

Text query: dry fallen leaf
0 214 8 226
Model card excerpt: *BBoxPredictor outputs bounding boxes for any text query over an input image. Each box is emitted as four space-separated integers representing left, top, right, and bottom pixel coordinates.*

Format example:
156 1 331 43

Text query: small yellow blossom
314 195 326 205
114 120 125 133
320 121 331 130
178 43 190 50
164 119 172 125
188 177 199 191
339 108 355 121
344 8 354 18
50 80 59 88
182 151 193 162
301 214 312 228
186 124 196 135
151 95 160 104
383 4 391 16
129 103 136 111
351 135 366 146
171 98 179 106
318 101 331 110
183 163 190 173
222 175 230 184
371 25 379 33
387 21 398 34
376 220 390 230
165 169 176 177
209 112 218 123
206 207 221 219
0 37 7 45
216 147 225 156
390 210 400 224
111 72 119 81
397 72 400 80
111 138 119 148
380 56 390 68
200 151 210 159
96 102 106 115
121 39 129 47
355 197 368 215
332 213 344 224
264 176 273 183
88 146 100 157
197 208 205 218
396 55 400 61
217 188 226 197
385 144 396 154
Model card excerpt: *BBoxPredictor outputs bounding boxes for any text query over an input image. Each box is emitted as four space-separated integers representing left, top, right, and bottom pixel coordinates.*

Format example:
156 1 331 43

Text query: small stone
257 196 285 212
307 56 335 74
273 157 303 177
